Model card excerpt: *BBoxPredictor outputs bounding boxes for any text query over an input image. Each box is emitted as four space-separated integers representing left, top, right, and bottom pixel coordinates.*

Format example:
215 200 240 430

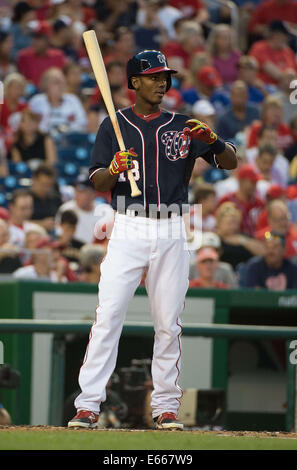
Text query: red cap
197 66 222 88
30 20 52 37
287 185 297 200
237 164 261 182
266 184 286 200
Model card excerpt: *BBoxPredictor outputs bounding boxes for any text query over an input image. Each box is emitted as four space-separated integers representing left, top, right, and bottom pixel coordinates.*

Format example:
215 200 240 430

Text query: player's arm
184 119 237 170
90 148 138 192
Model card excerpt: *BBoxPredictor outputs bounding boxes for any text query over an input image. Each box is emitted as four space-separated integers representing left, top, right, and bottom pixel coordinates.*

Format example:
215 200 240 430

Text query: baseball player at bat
68 50 237 430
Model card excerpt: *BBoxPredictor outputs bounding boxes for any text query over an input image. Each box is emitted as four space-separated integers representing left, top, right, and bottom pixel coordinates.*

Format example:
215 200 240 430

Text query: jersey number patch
118 159 140 182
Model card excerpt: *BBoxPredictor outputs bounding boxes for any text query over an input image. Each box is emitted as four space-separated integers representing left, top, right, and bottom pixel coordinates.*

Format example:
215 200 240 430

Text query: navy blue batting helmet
126 50 177 92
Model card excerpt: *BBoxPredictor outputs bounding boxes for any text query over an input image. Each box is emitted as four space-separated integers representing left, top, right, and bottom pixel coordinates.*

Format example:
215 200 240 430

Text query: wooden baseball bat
83 30 142 197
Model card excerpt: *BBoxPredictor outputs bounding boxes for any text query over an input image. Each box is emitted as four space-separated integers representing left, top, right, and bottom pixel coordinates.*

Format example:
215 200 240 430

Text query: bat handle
127 170 142 197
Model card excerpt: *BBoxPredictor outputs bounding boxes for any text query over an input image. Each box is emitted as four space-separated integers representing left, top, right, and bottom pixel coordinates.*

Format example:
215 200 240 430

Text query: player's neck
133 100 160 117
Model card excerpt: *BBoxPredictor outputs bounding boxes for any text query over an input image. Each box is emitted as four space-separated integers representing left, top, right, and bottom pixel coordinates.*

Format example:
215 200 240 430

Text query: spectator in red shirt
189 247 229 289
0 73 27 134
255 199 297 259
162 20 205 70
246 95 294 151
169 0 209 24
248 20 297 85
218 164 264 236
17 20 66 88
248 0 297 38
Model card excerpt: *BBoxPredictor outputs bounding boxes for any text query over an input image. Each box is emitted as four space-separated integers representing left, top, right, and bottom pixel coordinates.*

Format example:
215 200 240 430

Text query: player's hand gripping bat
83 30 142 197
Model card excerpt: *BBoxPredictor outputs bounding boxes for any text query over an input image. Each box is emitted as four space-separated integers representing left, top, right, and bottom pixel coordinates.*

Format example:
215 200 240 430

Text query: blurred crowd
0 0 297 290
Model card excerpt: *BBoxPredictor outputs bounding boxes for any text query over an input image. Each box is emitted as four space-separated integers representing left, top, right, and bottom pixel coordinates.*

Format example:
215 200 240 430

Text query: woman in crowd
0 73 27 134
8 109 57 166
215 202 265 270
206 24 241 85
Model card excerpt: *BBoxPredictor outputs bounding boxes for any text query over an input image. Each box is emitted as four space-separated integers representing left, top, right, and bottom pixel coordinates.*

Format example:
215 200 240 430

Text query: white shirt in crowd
245 147 289 188
29 93 88 134
136 5 182 39
9 222 40 247
56 200 102 244
12 265 66 282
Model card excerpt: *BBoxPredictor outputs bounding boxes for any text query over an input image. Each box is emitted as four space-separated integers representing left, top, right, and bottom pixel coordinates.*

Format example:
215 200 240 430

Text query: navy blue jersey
89 107 222 211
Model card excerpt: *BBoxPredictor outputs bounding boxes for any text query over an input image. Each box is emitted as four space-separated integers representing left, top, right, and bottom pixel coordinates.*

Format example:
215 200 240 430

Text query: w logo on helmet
157 54 166 65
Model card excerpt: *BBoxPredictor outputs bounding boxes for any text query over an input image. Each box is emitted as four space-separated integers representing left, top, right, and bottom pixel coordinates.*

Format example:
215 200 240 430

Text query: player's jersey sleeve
89 117 114 180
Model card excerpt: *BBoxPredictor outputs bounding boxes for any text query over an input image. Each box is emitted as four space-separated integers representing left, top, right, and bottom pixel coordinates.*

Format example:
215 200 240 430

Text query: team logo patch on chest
161 130 190 161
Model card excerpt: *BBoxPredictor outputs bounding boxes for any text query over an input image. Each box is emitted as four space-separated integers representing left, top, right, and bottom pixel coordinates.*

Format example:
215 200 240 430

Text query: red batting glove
109 147 138 176
184 119 218 144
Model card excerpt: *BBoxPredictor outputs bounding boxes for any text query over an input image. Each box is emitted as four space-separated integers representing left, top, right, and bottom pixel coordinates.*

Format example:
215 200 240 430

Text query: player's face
133 72 168 105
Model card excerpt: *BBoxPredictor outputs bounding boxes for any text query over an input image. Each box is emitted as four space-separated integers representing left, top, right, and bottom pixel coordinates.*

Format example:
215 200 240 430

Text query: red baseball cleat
154 412 184 430
68 410 99 429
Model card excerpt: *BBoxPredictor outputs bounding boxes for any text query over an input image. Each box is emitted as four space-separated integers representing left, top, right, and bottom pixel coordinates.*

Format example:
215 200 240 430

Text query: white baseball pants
75 212 190 418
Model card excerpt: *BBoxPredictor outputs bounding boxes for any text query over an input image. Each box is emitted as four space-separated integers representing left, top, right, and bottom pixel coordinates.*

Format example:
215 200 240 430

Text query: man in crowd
29 164 62 234
255 199 297 258
243 231 297 289
215 80 260 141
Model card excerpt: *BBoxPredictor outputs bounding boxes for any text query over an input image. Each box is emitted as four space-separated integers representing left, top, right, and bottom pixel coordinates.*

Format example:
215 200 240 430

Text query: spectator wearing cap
50 17 79 62
9 109 57 166
206 24 241 85
215 201 265 270
0 73 27 134
0 32 17 81
78 244 106 284
215 80 260 141
29 164 62 233
218 164 264 236
243 231 297 290
8 189 35 247
248 20 297 86
189 247 230 289
182 65 230 115
56 174 101 244
245 125 289 188
255 199 297 259
191 99 216 129
246 95 294 152
17 21 66 88
0 219 22 274
55 210 84 264
10 1 35 60
29 67 87 134
248 0 297 39
189 231 238 287
237 55 268 105
255 184 287 233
